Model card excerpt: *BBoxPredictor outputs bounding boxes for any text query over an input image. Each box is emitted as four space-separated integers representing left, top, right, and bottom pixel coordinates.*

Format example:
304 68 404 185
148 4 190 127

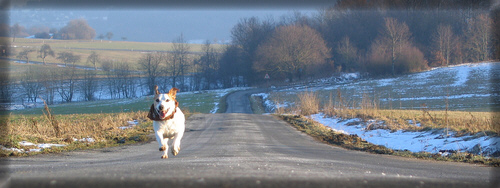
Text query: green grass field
9 37 225 52
8 89 233 115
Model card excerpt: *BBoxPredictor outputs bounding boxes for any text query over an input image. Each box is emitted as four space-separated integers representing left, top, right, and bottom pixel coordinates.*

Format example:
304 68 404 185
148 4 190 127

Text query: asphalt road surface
1 89 497 188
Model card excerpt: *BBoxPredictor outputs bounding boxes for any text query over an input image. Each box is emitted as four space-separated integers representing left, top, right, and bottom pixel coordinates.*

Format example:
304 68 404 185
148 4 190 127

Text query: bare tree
253 25 331 82
432 24 455 66
230 17 275 84
115 62 136 98
56 67 77 102
139 52 165 95
379 17 411 76
106 32 113 40
197 40 220 90
16 48 34 64
81 69 97 101
464 13 491 62
367 18 426 76
87 51 99 70
171 34 190 91
38 44 55 65
336 36 359 72
57 51 81 67
20 65 43 103
10 23 24 42
102 60 118 99
39 68 58 105
219 45 245 88
101 59 113 72
493 9 500 60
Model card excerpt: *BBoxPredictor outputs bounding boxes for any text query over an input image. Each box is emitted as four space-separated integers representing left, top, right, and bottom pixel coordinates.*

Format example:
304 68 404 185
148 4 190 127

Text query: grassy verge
278 114 500 166
264 90 500 166
215 90 232 113
0 110 154 157
250 94 266 114
324 108 498 135
267 90 499 135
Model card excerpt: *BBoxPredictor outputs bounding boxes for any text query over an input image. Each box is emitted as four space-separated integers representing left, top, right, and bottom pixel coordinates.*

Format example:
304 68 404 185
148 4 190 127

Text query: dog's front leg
155 130 169 159
171 132 184 156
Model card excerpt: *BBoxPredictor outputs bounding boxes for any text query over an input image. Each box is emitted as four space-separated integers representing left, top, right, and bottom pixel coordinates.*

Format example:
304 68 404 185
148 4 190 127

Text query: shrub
395 45 429 73
297 91 320 116
366 43 428 76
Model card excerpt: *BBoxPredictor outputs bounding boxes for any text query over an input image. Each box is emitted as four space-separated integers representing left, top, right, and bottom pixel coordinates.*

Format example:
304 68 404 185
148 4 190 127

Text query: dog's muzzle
157 105 170 119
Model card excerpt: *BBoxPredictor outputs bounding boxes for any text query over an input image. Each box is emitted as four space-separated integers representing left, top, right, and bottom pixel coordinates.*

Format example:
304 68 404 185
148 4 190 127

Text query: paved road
1 89 497 187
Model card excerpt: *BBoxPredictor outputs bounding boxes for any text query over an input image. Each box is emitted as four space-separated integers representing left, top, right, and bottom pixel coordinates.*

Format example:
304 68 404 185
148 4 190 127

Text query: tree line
13 34 221 104
10 19 98 41
138 34 224 95
220 8 494 86
10 3 499 105
141 6 495 89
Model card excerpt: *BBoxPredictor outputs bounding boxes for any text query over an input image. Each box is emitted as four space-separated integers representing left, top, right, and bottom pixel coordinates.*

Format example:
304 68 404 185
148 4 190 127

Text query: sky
8 8 317 43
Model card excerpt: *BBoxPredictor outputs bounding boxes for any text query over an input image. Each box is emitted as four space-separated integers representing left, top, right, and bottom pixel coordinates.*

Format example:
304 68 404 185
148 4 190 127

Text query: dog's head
147 85 179 121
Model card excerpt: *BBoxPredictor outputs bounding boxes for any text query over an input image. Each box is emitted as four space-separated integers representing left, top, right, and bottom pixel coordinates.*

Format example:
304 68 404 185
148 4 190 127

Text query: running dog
147 85 185 159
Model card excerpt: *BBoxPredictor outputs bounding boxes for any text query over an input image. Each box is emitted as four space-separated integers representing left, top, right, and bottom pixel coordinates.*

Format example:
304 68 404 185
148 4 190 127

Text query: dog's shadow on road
185 128 203 132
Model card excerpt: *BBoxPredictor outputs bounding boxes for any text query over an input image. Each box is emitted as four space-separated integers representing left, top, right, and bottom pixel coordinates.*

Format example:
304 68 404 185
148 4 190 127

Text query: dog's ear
154 85 160 95
168 87 179 100
147 104 157 120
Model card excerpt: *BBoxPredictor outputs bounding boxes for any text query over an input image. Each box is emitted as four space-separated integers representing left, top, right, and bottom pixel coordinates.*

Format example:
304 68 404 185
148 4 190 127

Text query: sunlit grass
268 90 498 134
0 111 153 157
6 37 226 72
1 88 232 157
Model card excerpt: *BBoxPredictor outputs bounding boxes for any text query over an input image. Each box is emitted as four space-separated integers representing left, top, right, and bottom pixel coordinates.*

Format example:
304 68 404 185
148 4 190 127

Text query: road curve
1 89 497 188
225 88 266 114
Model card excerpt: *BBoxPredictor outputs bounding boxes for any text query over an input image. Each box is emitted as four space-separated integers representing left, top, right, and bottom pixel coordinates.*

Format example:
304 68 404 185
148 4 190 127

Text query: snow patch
252 92 295 113
311 114 499 157
209 87 252 113
451 65 470 87
73 137 96 143
2 138 97 154
8 141 67 153
119 120 139 130
377 77 396 87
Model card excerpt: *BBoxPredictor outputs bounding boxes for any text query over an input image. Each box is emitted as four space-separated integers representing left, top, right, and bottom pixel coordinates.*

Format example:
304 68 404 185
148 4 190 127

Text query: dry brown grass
284 89 498 135
270 92 288 115
1 110 151 152
297 90 320 116
279 114 500 166
331 108 497 134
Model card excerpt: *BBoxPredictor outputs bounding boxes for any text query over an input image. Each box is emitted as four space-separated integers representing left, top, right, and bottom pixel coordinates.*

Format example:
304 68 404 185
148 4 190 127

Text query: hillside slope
257 62 499 157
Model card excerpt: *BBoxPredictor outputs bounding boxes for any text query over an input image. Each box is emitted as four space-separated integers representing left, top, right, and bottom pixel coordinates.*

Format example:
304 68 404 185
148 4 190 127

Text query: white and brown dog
147 85 185 159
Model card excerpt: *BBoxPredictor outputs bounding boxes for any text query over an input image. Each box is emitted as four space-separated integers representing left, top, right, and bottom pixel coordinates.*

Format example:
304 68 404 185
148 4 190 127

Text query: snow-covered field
268 62 498 112
256 62 500 157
